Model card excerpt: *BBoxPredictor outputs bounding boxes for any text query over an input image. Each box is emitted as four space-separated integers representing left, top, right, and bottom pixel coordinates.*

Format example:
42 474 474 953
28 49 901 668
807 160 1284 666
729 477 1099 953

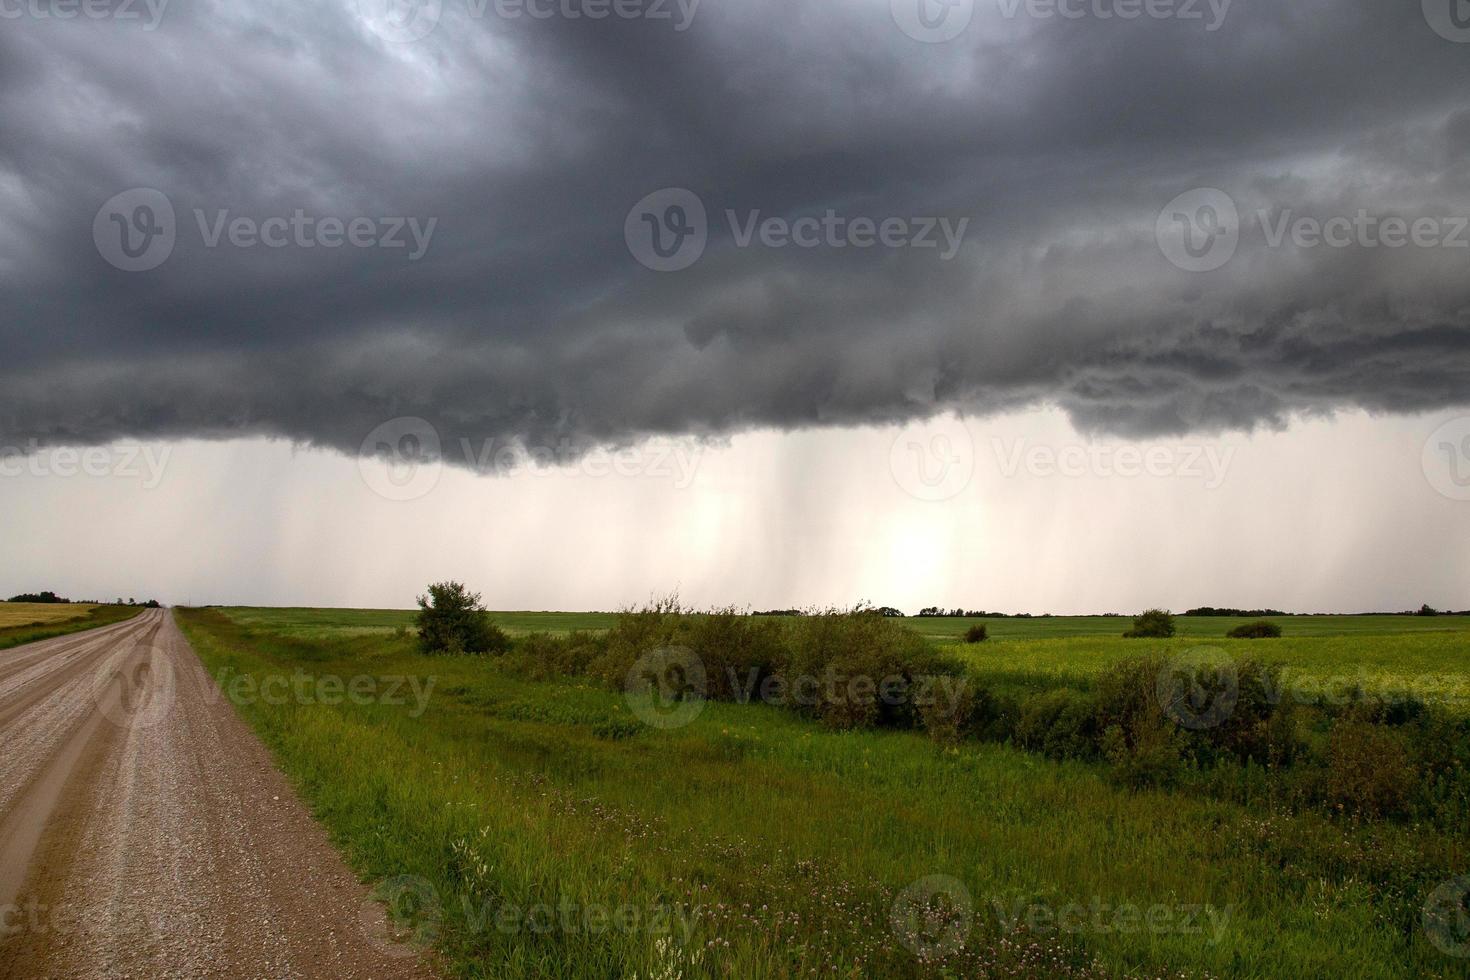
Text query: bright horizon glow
3 407 1467 614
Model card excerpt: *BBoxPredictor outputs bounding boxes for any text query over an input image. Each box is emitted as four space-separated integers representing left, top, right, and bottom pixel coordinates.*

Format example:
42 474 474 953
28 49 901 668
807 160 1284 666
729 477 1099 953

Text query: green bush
785 609 959 729
920 678 1000 743
1095 653 1293 767
1227 620 1282 639
1101 709 1185 789
963 624 988 643
508 630 606 679
1016 689 1098 760
1327 720 1417 817
687 607 789 701
1123 608 1175 638
415 581 509 655
586 595 692 690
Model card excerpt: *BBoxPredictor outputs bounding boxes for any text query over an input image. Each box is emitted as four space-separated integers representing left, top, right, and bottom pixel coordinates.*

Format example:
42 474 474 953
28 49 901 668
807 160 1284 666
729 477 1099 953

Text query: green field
176 605 1470 979
212 607 1470 642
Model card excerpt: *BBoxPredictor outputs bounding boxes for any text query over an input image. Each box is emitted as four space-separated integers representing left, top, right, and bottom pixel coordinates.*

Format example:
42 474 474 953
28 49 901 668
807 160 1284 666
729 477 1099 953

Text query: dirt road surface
0 608 439 979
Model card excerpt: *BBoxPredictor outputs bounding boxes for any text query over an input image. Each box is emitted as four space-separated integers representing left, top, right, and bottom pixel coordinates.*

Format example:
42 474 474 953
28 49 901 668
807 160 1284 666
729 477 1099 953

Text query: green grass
0 603 143 651
217 607 620 640
176 606 1470 979
950 633 1470 706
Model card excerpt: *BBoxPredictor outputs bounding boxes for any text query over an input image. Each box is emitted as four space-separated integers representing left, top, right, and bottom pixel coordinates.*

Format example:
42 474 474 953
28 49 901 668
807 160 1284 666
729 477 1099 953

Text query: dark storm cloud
2 0 1470 463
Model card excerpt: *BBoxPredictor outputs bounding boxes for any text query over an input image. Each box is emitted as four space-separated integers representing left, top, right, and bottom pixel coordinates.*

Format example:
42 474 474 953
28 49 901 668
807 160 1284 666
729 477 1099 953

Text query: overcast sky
2 0 1469 610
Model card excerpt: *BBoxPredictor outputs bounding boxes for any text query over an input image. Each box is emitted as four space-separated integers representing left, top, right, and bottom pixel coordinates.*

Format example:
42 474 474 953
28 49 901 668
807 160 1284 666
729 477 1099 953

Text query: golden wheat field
0 602 97 629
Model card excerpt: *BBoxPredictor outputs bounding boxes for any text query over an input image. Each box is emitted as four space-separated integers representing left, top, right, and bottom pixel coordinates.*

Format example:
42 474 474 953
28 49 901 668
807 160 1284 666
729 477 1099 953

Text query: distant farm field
0 602 98 628
179 605 1470 979
0 602 142 650
213 606 1470 641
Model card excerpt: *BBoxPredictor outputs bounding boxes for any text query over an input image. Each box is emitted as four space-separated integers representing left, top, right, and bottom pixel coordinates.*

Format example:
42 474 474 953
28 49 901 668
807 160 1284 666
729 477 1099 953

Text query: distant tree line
6 592 160 607
1184 606 1287 617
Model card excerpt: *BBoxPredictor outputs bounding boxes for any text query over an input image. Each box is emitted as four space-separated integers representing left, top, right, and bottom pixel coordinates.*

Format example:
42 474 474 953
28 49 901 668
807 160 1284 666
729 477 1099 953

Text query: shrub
509 630 606 679
586 595 692 690
1102 709 1185 789
919 678 999 744
1227 620 1282 639
687 608 789 701
1123 608 1175 638
1016 689 1098 760
1095 653 1293 766
784 609 958 729
1327 720 1417 817
415 582 509 655
963 624 988 644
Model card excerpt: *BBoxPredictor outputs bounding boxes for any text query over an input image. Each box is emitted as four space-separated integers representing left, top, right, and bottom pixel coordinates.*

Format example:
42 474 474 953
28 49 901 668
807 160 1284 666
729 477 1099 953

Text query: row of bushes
426 591 1464 824
507 598 966 730
921 653 1469 822
1122 608 1283 639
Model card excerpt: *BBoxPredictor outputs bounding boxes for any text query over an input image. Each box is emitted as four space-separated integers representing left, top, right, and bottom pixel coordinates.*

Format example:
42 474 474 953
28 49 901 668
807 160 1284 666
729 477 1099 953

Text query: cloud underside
2 0 1469 461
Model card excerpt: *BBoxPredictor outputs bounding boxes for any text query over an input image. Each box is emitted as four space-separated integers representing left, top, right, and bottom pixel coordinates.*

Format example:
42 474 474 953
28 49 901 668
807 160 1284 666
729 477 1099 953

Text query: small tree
1123 608 1176 639
963 624 988 643
415 582 509 655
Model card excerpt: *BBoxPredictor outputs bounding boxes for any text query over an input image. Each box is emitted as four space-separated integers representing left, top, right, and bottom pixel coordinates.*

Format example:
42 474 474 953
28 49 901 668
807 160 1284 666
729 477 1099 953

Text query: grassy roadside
175 606 1468 979
0 603 144 651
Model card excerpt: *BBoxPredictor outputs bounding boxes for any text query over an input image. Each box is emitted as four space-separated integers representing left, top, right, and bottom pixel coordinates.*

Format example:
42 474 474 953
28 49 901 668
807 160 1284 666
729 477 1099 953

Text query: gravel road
0 608 439 979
